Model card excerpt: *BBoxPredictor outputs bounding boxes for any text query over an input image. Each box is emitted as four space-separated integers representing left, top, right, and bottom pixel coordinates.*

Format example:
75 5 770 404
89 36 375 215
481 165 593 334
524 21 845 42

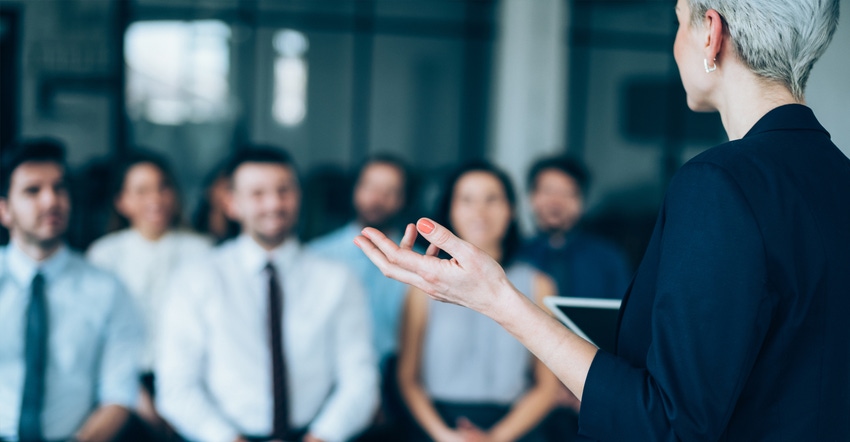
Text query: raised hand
354 218 514 317
355 217 598 403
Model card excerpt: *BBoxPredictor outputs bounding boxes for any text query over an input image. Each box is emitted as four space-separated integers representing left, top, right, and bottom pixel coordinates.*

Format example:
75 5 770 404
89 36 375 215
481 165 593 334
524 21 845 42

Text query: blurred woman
87 150 211 429
192 161 239 243
398 162 558 442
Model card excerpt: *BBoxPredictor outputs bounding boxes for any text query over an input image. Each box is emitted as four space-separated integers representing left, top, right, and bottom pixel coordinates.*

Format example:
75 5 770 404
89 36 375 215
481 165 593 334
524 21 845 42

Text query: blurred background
1 0 848 266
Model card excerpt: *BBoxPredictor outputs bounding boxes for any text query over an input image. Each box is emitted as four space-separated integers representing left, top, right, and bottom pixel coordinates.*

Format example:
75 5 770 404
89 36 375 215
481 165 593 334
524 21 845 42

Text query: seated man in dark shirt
520 155 632 442
520 155 631 300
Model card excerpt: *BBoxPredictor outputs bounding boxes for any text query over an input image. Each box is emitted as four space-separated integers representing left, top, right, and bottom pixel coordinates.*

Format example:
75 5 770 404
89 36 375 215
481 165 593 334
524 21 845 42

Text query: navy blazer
578 105 850 441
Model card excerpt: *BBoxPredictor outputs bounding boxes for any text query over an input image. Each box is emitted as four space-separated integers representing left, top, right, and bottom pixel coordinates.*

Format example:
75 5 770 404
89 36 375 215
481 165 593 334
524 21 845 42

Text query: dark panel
621 77 725 144
457 0 493 162
350 0 375 163
0 6 20 151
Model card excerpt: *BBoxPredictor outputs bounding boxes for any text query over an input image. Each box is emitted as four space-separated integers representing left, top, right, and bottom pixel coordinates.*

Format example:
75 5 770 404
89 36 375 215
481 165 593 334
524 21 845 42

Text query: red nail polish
417 219 435 234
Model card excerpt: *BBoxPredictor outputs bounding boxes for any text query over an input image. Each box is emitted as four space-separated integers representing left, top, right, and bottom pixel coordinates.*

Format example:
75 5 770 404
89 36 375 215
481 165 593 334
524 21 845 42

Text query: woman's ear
704 9 725 64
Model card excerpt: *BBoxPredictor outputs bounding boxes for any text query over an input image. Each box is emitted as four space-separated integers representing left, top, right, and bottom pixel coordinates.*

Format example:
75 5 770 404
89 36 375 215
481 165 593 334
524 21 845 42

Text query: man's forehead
10 161 66 185
360 162 404 184
232 162 297 185
538 168 577 184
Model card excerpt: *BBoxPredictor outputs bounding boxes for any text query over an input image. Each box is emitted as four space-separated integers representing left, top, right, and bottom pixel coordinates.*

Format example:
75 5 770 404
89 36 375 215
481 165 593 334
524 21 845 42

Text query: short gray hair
689 0 840 100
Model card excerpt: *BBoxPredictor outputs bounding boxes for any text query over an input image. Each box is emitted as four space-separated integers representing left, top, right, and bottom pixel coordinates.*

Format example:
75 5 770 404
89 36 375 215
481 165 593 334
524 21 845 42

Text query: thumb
416 218 469 260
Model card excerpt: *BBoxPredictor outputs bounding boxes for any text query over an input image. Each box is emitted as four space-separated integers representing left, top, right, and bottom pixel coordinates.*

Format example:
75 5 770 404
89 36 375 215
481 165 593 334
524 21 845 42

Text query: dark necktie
264 262 290 438
19 272 47 442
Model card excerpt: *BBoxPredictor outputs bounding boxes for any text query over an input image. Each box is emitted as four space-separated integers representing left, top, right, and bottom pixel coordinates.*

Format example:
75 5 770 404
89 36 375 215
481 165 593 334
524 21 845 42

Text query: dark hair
108 148 182 231
1 138 68 198
224 144 298 181
433 161 521 266
526 155 590 196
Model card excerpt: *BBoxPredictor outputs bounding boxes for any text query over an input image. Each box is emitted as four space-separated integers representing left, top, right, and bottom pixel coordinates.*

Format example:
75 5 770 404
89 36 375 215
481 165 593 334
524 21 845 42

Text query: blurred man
0 139 143 442
309 155 410 367
308 155 410 439
522 155 631 300
157 146 378 442
521 155 632 442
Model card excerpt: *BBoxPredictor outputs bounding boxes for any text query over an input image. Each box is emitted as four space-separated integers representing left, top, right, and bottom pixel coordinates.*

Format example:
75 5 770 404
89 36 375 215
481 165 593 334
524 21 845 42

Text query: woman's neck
134 225 168 242
713 64 800 140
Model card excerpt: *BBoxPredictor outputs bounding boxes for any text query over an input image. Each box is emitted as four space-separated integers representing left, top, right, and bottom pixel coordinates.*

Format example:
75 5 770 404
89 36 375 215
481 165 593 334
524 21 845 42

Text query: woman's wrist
490 282 535 329
487 425 514 442
430 424 457 442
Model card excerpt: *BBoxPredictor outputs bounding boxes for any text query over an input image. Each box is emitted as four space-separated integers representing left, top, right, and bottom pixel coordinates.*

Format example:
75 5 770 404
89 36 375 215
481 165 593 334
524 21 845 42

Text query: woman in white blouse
87 150 211 431
398 162 559 442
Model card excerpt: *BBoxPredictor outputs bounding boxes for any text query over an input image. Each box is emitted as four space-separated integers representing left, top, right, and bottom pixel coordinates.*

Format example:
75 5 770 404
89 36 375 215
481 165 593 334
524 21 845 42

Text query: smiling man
156 145 378 442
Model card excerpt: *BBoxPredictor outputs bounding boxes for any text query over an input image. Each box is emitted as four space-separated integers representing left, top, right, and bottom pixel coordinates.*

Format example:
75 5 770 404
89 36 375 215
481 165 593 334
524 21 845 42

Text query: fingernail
417 218 435 234
353 238 361 248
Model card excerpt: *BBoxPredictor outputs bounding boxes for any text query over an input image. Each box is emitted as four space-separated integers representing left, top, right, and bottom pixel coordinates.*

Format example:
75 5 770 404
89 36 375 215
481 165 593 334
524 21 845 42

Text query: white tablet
543 296 622 353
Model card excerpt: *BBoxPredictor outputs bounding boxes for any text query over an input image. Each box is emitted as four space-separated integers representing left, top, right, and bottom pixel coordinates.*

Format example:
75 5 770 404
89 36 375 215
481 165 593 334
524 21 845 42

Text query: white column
489 0 569 233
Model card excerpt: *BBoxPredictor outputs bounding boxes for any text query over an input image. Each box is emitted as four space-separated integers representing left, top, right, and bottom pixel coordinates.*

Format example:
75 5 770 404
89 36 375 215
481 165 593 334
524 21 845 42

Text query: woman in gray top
398 162 559 442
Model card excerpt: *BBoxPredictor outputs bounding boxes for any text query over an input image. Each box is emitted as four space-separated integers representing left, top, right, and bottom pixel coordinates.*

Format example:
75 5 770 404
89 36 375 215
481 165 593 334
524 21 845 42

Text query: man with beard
156 146 378 442
521 155 631 300
0 139 143 442
519 155 631 442
308 155 410 440
309 155 409 369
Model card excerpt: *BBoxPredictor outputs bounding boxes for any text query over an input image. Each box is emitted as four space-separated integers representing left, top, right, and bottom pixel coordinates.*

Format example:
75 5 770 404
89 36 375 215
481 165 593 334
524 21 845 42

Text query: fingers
354 232 431 289
425 243 440 257
416 218 470 260
399 223 418 250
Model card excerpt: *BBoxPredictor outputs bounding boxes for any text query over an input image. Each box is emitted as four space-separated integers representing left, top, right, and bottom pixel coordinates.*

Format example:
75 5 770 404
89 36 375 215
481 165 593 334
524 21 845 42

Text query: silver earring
704 58 717 73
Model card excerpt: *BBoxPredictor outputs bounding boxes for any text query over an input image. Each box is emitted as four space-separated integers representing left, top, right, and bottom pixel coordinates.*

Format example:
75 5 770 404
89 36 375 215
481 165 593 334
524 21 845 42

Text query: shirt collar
743 104 830 139
128 227 173 245
5 240 70 286
235 234 301 275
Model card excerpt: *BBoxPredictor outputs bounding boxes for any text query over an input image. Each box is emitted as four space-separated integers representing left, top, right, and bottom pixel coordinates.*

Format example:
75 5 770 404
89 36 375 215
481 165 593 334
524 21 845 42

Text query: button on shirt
309 222 408 362
156 235 379 442
0 242 143 441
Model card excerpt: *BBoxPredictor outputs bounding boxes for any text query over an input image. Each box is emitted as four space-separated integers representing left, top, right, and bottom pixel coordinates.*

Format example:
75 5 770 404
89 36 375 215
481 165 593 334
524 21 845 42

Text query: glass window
125 20 231 125
272 29 308 127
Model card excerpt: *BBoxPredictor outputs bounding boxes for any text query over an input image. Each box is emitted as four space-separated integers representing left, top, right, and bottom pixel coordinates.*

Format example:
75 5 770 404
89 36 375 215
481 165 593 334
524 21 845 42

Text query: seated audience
398 162 558 442
86 150 212 432
156 146 379 442
0 139 143 442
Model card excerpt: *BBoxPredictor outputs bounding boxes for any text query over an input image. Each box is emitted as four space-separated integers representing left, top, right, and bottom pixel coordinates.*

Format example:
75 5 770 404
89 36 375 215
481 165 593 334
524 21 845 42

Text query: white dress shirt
156 235 379 442
0 242 143 441
87 228 212 370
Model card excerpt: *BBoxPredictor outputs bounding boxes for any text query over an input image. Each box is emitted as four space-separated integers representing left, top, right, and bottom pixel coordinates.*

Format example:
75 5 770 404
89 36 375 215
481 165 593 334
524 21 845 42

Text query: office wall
807 0 850 158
